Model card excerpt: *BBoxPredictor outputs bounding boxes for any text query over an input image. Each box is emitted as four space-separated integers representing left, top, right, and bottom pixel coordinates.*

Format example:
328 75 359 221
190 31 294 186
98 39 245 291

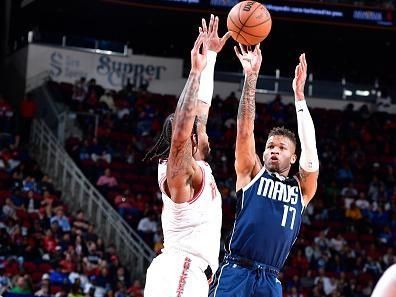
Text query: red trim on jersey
188 165 205 204
176 257 191 297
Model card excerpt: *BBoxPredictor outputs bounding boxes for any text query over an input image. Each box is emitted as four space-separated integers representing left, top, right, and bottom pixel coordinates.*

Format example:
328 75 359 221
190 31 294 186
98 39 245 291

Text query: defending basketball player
209 48 319 297
143 15 230 297
371 264 396 297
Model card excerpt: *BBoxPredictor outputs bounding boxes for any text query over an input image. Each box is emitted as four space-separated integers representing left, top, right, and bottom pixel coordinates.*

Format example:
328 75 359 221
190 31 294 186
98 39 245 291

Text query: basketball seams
236 2 246 41
243 16 271 28
239 25 271 38
229 15 242 31
235 33 252 46
236 2 262 41
228 1 272 45
240 2 262 28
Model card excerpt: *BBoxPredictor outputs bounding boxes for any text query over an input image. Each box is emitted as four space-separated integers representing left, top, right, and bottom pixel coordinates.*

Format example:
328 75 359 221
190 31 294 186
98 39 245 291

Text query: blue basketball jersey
225 167 305 269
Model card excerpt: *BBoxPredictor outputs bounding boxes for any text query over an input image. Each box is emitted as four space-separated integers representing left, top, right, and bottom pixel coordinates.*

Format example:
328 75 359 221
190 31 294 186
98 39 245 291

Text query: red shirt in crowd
20 98 37 119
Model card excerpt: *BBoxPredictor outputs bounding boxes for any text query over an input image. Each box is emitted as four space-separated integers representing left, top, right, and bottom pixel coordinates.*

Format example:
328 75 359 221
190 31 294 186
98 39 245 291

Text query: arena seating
0 101 143 297
52 77 396 297
13 79 396 296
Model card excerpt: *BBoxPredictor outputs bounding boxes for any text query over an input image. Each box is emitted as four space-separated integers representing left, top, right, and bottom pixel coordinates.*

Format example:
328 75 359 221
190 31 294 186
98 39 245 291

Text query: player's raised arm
167 30 208 203
234 44 262 192
293 53 319 204
197 14 230 128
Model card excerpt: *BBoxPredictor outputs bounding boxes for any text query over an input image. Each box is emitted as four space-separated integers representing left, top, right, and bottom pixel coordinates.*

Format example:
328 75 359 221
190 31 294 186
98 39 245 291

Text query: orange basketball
227 1 272 46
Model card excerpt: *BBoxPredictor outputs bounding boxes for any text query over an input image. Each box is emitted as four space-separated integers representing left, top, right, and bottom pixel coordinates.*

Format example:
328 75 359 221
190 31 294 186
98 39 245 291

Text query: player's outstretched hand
201 14 231 53
191 29 208 73
234 43 262 75
292 53 307 101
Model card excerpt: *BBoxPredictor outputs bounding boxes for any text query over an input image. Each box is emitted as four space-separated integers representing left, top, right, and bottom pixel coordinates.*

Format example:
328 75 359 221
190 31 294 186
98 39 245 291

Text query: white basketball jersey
157 159 222 273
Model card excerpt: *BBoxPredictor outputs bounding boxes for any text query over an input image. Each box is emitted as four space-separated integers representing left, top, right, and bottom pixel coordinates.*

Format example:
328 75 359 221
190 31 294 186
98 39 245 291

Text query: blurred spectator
90 139 112 164
72 77 88 109
363 256 383 277
96 168 118 195
2 198 19 220
329 234 346 252
0 94 14 133
345 202 363 221
127 280 143 297
19 94 37 141
99 90 116 112
10 275 32 294
50 208 71 232
72 210 89 235
68 278 84 297
34 274 50 297
137 212 157 247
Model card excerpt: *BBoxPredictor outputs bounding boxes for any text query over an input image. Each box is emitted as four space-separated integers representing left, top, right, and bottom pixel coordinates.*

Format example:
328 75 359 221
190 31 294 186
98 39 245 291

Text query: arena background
0 0 395 296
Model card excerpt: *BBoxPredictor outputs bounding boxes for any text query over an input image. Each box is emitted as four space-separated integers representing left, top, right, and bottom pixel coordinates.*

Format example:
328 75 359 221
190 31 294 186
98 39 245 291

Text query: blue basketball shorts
208 255 282 297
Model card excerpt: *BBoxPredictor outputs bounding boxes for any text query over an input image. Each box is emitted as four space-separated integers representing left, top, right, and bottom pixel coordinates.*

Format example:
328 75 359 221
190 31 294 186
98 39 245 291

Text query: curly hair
268 126 297 148
142 113 199 162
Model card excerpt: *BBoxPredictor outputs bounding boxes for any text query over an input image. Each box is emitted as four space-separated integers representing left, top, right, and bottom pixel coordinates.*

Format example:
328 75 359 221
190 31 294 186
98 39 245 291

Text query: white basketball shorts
144 250 209 297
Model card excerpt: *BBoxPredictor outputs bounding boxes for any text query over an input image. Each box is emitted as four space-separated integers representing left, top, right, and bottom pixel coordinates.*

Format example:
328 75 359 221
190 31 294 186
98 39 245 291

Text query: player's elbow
172 129 190 143
172 122 194 143
235 158 255 176
236 129 254 141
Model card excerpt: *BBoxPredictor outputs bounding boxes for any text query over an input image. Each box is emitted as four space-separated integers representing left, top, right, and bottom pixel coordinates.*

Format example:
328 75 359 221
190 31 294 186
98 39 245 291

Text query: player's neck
267 167 290 178
193 152 205 161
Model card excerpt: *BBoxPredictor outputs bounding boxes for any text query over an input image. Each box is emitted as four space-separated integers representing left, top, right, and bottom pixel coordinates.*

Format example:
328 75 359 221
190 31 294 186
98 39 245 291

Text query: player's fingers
208 14 214 33
239 43 246 55
254 43 260 54
257 47 262 61
202 18 207 34
234 45 241 58
193 31 203 51
302 53 307 69
202 39 208 56
294 65 299 77
213 16 219 35
220 31 231 44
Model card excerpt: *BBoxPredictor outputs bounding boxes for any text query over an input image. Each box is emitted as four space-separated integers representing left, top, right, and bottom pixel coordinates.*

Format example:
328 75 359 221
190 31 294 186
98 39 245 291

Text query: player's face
263 135 297 173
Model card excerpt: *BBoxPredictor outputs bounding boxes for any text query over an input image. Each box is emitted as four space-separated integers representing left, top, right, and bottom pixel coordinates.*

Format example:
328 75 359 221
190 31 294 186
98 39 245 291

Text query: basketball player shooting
143 15 229 297
209 48 319 297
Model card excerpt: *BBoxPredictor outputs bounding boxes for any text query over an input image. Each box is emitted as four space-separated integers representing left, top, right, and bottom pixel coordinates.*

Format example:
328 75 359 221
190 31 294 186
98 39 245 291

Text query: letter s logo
50 52 62 77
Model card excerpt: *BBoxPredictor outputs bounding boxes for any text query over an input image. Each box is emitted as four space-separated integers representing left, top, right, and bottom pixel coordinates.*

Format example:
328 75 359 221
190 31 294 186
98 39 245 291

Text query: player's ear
290 153 297 164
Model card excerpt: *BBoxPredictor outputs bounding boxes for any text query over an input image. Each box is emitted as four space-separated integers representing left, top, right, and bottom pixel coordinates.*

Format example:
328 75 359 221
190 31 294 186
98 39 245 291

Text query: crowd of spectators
56 75 396 297
2 71 395 297
52 77 396 296
0 95 144 297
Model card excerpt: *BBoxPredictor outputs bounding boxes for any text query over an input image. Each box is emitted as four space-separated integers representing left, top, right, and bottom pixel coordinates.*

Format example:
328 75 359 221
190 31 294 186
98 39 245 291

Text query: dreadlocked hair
142 113 199 162
268 126 297 147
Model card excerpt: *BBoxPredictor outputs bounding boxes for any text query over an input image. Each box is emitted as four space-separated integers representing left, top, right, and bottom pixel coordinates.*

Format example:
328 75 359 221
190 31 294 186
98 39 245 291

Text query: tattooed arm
167 31 208 204
233 44 263 192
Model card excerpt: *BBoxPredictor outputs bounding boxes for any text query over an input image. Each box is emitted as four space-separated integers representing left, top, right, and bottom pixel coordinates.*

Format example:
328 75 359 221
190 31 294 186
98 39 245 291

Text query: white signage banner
26 44 183 90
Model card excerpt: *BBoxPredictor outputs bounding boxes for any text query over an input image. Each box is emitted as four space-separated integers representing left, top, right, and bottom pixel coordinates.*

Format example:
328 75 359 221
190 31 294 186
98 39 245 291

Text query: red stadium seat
38 263 52 273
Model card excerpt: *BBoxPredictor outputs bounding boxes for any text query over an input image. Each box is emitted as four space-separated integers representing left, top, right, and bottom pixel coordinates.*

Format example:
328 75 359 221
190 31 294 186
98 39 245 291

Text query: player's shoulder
196 160 212 171
197 160 210 167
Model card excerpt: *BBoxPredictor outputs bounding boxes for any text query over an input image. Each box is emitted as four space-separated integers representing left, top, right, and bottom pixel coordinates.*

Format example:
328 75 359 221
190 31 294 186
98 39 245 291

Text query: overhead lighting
355 90 370 96
21 0 36 8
